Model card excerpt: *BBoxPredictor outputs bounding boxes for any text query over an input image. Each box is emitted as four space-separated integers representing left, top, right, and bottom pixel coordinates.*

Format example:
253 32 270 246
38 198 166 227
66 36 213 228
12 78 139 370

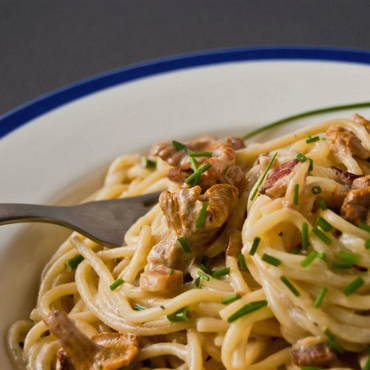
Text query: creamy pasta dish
7 114 370 369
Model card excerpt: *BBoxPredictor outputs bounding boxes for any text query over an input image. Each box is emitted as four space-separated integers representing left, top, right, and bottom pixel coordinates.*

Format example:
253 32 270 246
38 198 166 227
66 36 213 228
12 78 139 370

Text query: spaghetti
8 114 370 369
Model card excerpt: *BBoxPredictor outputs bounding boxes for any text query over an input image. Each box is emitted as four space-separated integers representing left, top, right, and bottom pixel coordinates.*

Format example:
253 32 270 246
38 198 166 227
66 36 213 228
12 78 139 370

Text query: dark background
1 0 370 115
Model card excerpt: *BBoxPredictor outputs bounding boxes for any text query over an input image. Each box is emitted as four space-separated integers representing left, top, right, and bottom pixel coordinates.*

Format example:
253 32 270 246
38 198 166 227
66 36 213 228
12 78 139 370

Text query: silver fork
0 192 161 247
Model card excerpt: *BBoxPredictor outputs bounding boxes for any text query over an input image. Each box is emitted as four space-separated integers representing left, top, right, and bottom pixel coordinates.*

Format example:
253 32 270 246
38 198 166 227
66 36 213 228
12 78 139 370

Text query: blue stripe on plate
1 46 370 139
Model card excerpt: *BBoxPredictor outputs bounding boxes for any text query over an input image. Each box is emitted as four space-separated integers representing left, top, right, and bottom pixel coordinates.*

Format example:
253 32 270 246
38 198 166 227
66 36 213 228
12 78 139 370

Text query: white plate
1 47 370 368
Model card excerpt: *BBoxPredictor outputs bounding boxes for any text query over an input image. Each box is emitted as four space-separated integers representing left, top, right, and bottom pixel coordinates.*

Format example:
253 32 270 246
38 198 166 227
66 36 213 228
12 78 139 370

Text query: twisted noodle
8 116 370 369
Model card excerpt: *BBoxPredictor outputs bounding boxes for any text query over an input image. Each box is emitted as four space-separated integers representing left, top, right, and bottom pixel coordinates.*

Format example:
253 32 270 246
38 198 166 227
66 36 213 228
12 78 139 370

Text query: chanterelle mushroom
44 310 139 370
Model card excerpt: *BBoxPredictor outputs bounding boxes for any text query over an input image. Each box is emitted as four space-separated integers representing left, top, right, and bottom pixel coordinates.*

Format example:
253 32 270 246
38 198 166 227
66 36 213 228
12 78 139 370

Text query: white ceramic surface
1 55 370 368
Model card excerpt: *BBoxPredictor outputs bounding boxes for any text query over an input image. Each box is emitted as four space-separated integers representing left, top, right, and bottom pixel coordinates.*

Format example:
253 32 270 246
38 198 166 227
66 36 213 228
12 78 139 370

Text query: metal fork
0 192 161 247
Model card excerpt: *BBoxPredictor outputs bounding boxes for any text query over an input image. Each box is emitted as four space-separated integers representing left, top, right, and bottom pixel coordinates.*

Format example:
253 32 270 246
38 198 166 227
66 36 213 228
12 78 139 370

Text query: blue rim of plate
2 46 370 139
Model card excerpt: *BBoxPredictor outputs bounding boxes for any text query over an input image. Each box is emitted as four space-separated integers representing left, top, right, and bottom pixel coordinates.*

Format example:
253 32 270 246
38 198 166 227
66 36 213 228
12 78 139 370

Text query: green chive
160 305 165 310
185 162 212 185
190 156 198 171
300 252 318 268
308 158 314 172
301 222 309 250
242 102 370 141
331 261 353 269
293 184 299 205
337 250 359 264
280 276 300 296
262 253 281 266
296 153 307 162
167 307 191 322
306 136 320 144
212 267 230 279
359 224 370 233
172 140 187 151
317 252 326 260
343 276 365 296
109 278 124 291
197 270 210 281
317 217 332 232
188 151 213 157
249 152 278 201
227 300 268 322
324 329 344 353
311 185 322 194
312 227 332 245
314 287 328 308
142 157 157 169
196 202 208 229
318 197 327 210
249 237 261 256
67 255 84 270
133 304 146 311
194 277 201 288
178 237 191 254
365 239 370 249
238 252 248 271
221 294 241 305
199 256 212 275
301 367 322 370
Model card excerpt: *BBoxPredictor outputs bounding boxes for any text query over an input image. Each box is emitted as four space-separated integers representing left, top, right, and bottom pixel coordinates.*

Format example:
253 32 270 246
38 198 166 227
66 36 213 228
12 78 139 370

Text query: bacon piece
226 230 242 256
332 166 361 186
291 336 336 367
341 187 370 225
44 311 138 370
260 159 299 198
352 175 370 189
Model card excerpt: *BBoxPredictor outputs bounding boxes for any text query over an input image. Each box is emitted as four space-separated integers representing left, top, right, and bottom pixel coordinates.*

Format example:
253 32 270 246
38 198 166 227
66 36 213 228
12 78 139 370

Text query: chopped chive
167 307 191 322
227 300 268 322
262 253 281 266
177 237 191 254
301 367 322 370
317 217 332 232
160 305 165 310
359 224 370 233
312 227 332 245
314 287 328 308
311 185 322 194
331 261 353 269
196 202 208 229
238 252 248 271
296 153 307 162
301 222 309 250
317 197 327 210
212 267 230 279
185 162 212 185
306 136 320 144
133 304 146 311
365 239 370 249
172 140 187 151
300 252 318 268
280 276 300 296
249 152 278 201
142 157 157 169
67 255 84 270
188 151 213 157
194 277 201 288
197 270 210 281
308 158 314 172
190 156 198 171
337 250 360 264
199 256 212 275
343 276 365 296
290 245 302 254
324 329 344 353
221 294 241 305
317 252 326 260
249 237 261 256
109 278 124 291
293 183 299 205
